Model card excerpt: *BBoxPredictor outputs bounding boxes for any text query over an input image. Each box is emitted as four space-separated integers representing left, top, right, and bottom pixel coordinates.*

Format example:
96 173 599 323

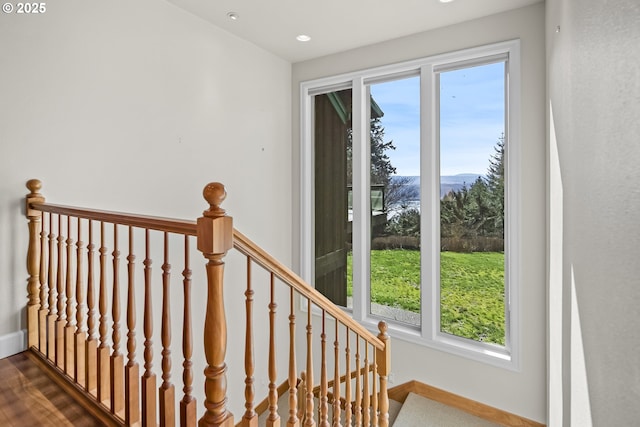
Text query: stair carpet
257 392 500 426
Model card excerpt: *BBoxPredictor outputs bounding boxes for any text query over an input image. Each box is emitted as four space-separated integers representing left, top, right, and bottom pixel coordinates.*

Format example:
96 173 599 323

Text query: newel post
376 321 391 427
197 182 235 427
25 179 45 349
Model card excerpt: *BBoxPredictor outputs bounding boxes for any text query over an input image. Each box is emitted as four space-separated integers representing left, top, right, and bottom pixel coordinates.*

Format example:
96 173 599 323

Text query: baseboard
0 329 27 359
388 380 545 427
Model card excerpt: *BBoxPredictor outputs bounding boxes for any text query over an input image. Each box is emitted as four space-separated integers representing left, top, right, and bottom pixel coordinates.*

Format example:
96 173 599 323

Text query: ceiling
164 0 541 62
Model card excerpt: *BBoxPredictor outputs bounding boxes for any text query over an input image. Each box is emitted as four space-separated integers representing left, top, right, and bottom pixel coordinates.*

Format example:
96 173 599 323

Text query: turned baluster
196 182 234 427
75 218 86 387
371 350 378 427
319 311 329 427
267 273 279 427
64 215 75 375
332 322 341 427
160 232 176 427
56 214 66 369
241 257 257 427
362 345 370 427
112 224 125 415
344 328 352 427
304 299 315 427
376 322 390 427
25 179 44 349
97 221 110 404
125 226 141 426
354 338 361 427
86 220 98 395
142 229 157 427
38 209 48 353
47 213 57 360
181 235 196 427
287 287 299 427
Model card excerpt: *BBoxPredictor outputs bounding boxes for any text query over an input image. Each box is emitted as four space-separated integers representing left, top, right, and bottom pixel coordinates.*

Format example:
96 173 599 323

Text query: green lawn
347 250 505 345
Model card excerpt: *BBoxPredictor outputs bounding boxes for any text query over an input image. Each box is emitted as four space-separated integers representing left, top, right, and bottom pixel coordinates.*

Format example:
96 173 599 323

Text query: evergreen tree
485 133 505 237
369 117 396 186
346 115 396 187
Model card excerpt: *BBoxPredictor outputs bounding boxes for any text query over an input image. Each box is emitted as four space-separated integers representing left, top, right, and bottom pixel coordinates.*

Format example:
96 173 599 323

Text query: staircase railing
24 180 391 427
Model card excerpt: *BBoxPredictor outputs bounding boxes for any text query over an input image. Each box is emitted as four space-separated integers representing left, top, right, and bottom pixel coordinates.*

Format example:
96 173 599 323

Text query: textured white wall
546 0 640 425
292 4 547 423
0 0 292 417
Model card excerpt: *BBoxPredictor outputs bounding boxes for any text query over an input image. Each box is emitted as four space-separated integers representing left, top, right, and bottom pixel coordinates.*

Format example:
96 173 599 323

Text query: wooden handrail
29 202 198 236
232 229 384 350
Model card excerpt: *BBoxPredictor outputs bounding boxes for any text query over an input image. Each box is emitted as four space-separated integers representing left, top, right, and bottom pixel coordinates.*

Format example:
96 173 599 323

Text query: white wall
292 4 547 423
546 0 640 425
0 0 292 417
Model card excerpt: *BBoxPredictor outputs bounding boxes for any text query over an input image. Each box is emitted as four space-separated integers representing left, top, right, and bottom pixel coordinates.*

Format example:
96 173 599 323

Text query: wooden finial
26 179 42 195
202 182 226 217
378 321 388 336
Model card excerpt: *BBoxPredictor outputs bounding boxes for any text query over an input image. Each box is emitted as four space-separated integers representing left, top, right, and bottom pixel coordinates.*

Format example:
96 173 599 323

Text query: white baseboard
0 330 27 359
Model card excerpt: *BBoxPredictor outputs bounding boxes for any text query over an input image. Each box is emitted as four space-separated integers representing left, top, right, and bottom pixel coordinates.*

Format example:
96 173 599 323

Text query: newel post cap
197 182 233 255
376 321 391 375
25 179 44 218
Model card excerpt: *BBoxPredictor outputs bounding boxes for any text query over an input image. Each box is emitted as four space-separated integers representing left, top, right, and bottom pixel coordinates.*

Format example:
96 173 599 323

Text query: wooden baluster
344 328 351 427
196 182 234 427
362 345 369 427
25 179 44 350
86 220 98 395
65 215 75 375
319 311 329 427
332 322 341 427
180 235 196 427
304 299 315 427
267 273 280 427
56 214 66 369
111 224 125 416
142 229 157 427
241 257 257 427
354 338 361 427
375 322 390 427
125 226 141 426
371 350 378 427
160 232 176 427
47 213 57 360
287 287 299 427
75 218 86 387
38 209 48 353
97 221 111 405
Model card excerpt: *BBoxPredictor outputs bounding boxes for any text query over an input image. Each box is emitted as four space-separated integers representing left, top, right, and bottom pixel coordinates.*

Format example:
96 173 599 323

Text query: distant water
391 174 483 200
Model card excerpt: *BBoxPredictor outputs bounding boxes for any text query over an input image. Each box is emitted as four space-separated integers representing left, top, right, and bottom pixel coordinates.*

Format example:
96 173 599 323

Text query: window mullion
351 77 370 322
421 64 438 340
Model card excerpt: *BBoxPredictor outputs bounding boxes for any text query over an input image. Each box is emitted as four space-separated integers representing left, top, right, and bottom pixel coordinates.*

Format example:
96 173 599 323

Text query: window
300 41 520 368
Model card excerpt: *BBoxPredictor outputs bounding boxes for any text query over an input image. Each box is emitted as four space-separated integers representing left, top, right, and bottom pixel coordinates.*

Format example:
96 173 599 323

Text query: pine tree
485 133 505 237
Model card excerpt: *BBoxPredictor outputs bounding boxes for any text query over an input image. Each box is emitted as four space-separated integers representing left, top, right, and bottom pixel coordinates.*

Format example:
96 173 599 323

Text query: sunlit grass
347 250 505 345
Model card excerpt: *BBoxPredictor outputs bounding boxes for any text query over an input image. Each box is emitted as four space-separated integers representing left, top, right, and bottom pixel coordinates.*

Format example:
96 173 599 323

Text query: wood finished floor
0 351 105 426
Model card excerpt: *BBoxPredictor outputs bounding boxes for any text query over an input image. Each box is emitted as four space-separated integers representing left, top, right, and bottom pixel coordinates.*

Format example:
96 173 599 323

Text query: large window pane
438 62 506 345
368 77 421 326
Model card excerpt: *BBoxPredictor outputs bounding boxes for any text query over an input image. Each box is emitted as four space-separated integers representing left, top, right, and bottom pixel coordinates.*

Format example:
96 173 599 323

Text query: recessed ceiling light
227 12 239 20
439 0 455 3
296 34 311 42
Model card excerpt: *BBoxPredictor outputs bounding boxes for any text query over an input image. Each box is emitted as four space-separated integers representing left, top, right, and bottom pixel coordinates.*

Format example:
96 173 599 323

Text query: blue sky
369 61 505 176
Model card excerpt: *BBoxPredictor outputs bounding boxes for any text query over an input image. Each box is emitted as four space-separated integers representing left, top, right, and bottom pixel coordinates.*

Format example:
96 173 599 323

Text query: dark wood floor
0 351 106 426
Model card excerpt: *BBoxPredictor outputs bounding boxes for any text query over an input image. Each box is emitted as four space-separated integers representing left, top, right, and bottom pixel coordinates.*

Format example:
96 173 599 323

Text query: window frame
299 40 521 370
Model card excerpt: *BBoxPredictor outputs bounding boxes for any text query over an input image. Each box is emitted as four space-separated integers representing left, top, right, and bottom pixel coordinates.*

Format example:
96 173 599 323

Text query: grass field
347 250 505 345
